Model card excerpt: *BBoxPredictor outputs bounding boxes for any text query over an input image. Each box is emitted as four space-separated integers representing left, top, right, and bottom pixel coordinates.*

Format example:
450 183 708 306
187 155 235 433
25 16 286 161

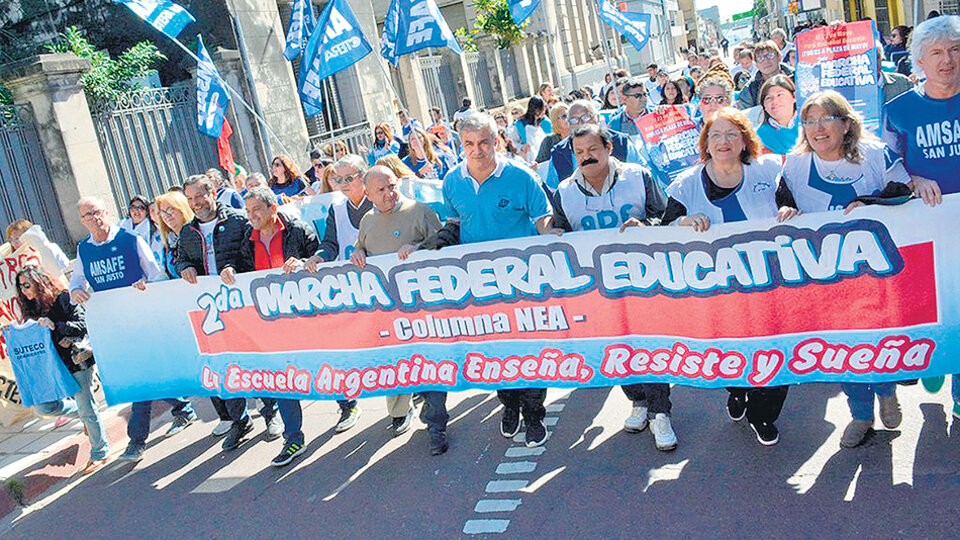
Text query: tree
753 0 768 20
46 26 167 102
468 0 526 49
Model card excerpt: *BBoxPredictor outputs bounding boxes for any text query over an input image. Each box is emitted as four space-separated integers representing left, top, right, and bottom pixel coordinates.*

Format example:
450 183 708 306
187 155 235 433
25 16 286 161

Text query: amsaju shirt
883 86 960 194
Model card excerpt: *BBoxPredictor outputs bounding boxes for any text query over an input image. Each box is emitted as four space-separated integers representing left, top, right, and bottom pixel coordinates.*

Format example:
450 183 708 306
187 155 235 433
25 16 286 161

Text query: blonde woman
155 191 195 280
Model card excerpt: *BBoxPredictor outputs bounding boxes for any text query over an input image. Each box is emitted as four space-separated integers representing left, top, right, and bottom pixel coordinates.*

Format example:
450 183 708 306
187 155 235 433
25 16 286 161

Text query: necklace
816 155 846 181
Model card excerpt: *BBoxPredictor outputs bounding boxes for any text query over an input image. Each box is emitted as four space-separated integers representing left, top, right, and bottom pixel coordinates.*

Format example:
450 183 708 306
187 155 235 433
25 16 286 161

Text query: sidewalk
0 401 170 518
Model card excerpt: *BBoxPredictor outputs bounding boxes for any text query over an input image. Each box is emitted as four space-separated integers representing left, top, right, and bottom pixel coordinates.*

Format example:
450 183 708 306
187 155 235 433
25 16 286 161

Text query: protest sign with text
87 198 959 405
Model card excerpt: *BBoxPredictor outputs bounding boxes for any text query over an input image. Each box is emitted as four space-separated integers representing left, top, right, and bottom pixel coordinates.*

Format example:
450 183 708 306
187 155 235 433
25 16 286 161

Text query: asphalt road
1 382 957 539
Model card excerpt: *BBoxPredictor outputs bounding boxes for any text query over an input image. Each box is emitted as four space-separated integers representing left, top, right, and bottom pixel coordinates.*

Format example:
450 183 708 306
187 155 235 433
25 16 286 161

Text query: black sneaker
525 419 548 447
222 420 253 451
271 441 305 467
500 408 521 438
430 432 448 456
393 410 413 436
727 393 747 422
750 421 780 446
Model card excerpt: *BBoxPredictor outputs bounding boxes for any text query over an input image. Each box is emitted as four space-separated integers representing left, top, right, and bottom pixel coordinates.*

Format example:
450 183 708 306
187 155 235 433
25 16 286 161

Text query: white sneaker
650 413 678 451
211 420 232 437
624 403 649 433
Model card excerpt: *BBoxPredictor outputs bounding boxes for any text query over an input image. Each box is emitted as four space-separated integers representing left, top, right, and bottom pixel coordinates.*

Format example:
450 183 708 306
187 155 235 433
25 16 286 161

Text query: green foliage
46 26 167 102
753 0 768 19
455 28 478 53
4 478 25 505
468 0 526 49
0 85 12 106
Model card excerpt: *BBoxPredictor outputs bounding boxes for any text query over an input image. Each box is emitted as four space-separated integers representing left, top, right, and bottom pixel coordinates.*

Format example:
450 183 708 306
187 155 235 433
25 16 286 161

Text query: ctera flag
113 0 195 40
509 0 541 26
380 0 463 66
283 0 316 61
196 37 231 139
596 0 652 53
298 0 373 117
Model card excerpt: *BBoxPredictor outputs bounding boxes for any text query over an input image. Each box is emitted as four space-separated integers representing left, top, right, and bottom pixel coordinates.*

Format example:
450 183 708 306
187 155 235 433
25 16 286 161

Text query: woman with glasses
756 75 799 156
269 155 308 199
403 127 456 182
119 195 154 243
536 103 571 164
15 265 110 474
776 91 916 448
155 191 196 279
695 71 734 127
366 122 400 166
660 107 790 446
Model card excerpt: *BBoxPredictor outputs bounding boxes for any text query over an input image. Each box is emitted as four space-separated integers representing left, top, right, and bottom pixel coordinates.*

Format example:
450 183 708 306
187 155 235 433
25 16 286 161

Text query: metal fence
308 121 373 156
90 87 218 207
0 104 71 246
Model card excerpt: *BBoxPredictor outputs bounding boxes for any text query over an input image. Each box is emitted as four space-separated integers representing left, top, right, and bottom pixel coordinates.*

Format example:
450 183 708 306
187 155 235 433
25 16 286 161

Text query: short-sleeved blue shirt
442 156 552 244
883 86 960 194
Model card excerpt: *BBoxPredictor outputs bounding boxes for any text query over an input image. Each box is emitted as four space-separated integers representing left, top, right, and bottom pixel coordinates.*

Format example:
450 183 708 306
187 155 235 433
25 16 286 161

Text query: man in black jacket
224 187 319 467
736 40 794 109
180 174 282 450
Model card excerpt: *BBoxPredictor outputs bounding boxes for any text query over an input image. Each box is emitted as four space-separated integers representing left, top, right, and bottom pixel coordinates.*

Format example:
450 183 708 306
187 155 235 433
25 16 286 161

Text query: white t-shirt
198 219 218 274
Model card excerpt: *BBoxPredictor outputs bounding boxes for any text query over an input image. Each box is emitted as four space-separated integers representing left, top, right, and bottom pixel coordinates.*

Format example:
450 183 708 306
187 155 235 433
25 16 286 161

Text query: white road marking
544 417 558 426
546 403 565 413
463 519 510 534
505 446 545 458
485 480 529 493
496 461 537 474
474 499 522 513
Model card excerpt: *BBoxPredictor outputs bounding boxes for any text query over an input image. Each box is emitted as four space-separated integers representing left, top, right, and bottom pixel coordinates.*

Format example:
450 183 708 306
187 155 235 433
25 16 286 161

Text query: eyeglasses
129 204 147 212
18 281 32 290
708 131 742 142
757 52 779 62
567 113 595 126
700 96 729 104
331 171 361 185
80 208 105 220
624 93 647 99
802 115 842 128
159 207 179 217
558 113 568 121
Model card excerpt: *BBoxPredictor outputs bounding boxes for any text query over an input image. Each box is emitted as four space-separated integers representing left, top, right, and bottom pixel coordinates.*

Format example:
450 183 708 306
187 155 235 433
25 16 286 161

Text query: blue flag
298 0 373 117
113 0 195 40
380 0 463 66
283 0 316 61
196 37 231 138
509 0 541 26
596 0 652 53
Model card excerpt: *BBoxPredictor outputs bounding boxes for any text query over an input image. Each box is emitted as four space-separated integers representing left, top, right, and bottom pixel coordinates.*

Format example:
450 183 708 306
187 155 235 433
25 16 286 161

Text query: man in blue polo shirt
69 196 197 463
544 100 645 189
428 112 560 448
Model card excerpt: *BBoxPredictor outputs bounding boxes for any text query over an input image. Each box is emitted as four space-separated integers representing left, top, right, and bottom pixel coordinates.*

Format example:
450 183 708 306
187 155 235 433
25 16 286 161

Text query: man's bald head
363 165 402 213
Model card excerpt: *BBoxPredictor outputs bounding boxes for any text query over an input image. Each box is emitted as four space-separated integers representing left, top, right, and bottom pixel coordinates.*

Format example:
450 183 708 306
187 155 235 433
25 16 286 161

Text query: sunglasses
18 281 32 290
129 204 147 211
567 113 595 126
331 172 361 185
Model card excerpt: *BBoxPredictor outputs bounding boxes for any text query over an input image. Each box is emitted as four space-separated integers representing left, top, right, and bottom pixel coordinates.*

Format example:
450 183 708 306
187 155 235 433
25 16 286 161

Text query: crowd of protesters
3 14 959 475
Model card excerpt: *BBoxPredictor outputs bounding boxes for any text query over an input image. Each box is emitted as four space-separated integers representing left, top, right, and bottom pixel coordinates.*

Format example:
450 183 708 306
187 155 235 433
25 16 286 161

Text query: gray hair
248 172 267 185
771 28 788 41
205 168 227 187
568 99 599 117
243 186 278 208
77 195 107 210
182 174 215 194
333 154 367 173
457 111 499 138
910 15 960 74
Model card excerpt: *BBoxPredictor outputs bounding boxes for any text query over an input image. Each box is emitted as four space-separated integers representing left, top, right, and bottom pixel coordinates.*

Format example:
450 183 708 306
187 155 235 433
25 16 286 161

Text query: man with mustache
548 123 677 451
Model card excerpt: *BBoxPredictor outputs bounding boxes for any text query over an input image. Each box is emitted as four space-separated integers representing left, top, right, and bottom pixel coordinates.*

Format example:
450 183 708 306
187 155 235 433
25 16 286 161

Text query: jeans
727 386 790 424
842 382 896 421
418 391 449 434
277 399 304 445
73 368 109 459
497 388 546 422
222 397 278 427
127 398 195 448
621 383 672 415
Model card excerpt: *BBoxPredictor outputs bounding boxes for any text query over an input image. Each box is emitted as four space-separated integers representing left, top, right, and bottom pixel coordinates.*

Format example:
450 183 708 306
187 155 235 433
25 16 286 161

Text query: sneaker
649 413 678 451
164 412 197 438
430 432 449 456
879 395 902 429
211 420 232 437
271 441 305 467
265 415 283 441
222 420 254 451
525 419 548 447
500 408 521 438
118 445 144 463
921 376 945 393
750 421 780 446
841 419 873 448
335 406 361 433
623 402 649 433
727 393 746 422
82 458 108 475
393 409 414 436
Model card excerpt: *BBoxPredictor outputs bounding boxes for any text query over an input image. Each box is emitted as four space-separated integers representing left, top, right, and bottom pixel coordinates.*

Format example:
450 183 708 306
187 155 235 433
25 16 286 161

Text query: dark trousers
621 383 672 415
211 397 278 426
727 386 789 424
497 388 546 422
418 391 449 434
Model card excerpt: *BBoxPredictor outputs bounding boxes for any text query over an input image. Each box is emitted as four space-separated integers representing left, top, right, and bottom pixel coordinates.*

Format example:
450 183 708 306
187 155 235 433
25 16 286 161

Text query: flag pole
594 1 622 108
169 36 294 159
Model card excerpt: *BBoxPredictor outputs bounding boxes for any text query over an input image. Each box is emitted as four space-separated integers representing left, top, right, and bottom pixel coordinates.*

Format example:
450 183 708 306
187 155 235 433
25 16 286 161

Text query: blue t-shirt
404 152 455 182
367 140 401 166
271 177 308 198
77 228 145 292
442 157 552 244
756 118 800 155
883 86 960 194
3 322 80 407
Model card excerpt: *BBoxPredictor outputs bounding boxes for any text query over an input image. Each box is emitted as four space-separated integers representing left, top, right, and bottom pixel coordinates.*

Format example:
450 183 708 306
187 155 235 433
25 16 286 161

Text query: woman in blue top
366 123 401 166
402 127 455 182
268 155 308 199
755 74 799 156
